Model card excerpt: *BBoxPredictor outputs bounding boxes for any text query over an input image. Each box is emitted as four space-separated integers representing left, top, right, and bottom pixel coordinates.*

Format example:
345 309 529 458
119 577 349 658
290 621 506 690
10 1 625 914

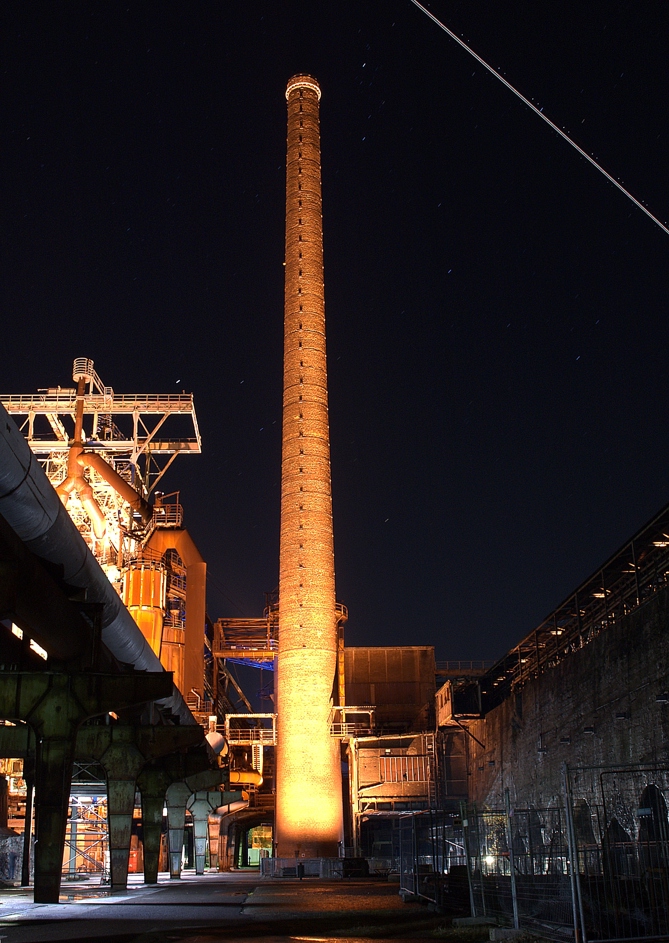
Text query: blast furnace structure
275 75 344 857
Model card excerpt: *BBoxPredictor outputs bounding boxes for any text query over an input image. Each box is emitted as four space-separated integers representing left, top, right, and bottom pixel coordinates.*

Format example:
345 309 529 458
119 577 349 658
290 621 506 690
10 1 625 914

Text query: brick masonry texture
275 76 343 857
465 585 669 809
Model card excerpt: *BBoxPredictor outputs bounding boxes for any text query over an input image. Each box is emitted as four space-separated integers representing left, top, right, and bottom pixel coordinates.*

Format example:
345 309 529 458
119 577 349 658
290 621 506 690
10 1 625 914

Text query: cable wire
409 0 669 238
206 569 246 615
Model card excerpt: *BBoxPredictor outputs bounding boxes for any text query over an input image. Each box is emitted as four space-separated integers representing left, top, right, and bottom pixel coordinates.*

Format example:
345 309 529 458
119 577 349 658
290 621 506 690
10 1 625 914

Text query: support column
138 767 173 885
141 792 165 885
166 782 191 879
187 791 223 875
100 738 146 892
107 779 139 890
192 809 208 874
0 670 173 902
240 823 249 868
34 735 75 903
21 755 34 887
208 813 221 870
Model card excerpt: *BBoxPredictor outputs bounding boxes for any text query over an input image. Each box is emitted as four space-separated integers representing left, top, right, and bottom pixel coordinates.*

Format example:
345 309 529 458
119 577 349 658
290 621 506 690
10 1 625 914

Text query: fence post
411 813 418 897
504 788 520 930
460 800 477 917
562 762 587 943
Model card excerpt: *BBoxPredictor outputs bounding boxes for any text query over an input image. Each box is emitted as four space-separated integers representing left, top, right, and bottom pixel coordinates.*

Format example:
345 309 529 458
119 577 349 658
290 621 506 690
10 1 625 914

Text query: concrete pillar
138 766 173 885
187 791 223 874
99 740 146 890
192 808 208 874
208 813 221 870
239 822 249 868
33 733 76 903
21 756 34 887
141 792 165 885
107 779 138 889
165 782 191 879
0 670 170 903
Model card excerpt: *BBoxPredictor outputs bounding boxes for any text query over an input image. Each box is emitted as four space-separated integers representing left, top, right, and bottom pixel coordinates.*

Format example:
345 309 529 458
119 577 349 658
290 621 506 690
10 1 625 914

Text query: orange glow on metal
122 562 167 655
275 74 343 857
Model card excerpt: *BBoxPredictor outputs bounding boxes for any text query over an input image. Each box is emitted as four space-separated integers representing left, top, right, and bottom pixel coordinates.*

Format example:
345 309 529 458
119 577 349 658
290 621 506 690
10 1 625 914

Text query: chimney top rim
286 74 321 101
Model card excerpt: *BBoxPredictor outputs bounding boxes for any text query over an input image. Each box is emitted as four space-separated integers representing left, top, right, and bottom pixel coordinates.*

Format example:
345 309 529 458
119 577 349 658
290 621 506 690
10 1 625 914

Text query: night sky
3 2 669 664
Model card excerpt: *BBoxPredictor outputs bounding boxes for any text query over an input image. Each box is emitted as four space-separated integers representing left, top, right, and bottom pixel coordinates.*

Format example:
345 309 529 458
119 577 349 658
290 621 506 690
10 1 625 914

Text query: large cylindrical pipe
0 401 195 725
55 377 108 539
275 74 344 857
78 451 152 525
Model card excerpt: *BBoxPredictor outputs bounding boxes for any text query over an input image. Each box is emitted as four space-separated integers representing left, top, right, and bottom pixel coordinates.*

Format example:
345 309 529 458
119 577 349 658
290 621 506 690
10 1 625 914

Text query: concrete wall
464 585 669 809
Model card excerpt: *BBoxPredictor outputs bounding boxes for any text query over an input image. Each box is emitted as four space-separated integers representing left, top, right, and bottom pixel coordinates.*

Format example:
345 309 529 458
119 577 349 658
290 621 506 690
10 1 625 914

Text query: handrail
436 660 494 674
224 713 277 745
1 392 195 409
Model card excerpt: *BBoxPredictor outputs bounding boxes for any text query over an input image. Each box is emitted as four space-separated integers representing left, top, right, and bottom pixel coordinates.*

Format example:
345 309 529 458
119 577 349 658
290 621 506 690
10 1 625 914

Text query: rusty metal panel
345 647 436 729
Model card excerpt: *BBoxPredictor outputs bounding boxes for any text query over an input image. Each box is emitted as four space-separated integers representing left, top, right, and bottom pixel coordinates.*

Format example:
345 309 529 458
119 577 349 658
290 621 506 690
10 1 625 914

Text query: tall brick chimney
275 75 343 858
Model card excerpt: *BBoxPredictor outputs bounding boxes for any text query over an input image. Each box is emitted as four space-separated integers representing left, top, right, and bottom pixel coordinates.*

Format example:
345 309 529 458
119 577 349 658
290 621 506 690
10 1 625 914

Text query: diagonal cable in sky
409 0 669 238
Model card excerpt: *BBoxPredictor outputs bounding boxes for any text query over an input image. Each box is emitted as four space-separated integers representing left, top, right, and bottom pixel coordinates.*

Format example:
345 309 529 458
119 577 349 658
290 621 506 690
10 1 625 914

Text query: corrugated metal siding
344 646 436 729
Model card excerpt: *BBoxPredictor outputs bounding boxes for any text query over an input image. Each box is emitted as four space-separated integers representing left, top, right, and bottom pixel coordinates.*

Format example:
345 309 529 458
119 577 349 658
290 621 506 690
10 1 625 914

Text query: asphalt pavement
0 871 463 943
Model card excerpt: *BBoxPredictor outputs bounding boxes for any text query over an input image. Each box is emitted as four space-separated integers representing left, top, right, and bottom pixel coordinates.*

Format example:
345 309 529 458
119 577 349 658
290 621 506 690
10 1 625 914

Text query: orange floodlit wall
146 528 206 700
275 74 344 857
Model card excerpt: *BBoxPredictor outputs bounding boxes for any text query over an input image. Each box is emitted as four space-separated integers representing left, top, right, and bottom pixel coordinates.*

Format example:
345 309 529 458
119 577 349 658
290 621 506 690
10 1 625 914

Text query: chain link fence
399 765 669 942
464 801 576 939
398 809 468 909
567 765 669 941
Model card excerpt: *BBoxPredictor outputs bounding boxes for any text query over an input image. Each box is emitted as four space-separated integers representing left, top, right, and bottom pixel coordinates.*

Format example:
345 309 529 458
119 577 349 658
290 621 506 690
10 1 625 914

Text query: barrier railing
224 714 277 746
402 767 669 941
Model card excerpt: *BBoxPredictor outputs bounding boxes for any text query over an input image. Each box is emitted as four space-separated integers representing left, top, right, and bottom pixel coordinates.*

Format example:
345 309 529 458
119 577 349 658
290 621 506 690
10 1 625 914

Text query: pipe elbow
79 492 107 539
205 730 229 757
78 452 152 525
56 476 76 502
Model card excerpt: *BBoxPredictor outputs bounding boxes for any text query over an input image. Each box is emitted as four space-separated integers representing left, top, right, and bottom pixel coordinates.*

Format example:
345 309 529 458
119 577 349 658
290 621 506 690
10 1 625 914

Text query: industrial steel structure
2 359 208 709
0 362 257 900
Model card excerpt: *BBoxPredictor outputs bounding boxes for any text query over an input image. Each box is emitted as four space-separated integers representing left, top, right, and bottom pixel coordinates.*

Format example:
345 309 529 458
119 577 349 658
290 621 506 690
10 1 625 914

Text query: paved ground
0 872 477 943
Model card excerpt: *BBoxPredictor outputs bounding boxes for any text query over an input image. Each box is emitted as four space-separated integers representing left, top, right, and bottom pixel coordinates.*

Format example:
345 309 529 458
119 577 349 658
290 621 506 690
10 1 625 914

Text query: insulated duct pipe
0 401 195 726
215 800 248 817
56 377 107 538
229 769 263 788
77 452 152 525
55 376 152 534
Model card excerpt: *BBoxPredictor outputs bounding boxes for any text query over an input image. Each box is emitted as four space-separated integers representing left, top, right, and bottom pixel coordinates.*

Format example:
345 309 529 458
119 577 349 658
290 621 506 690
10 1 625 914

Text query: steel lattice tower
275 75 343 858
